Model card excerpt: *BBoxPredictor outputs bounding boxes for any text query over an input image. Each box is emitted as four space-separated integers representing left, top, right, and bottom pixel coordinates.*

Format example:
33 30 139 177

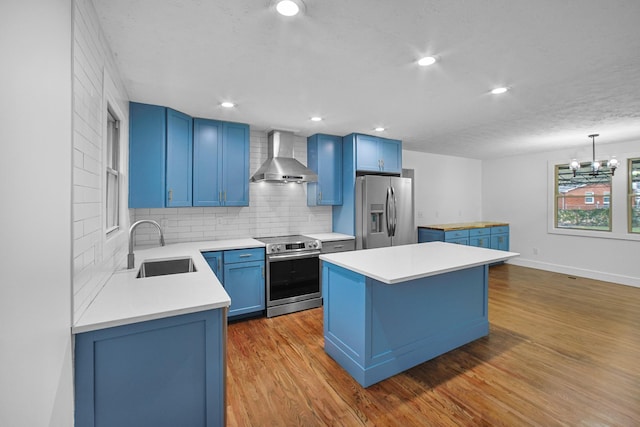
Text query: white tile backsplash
132 129 332 245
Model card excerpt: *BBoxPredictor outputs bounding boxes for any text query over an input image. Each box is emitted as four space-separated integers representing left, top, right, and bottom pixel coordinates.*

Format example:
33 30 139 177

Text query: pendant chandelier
569 134 618 178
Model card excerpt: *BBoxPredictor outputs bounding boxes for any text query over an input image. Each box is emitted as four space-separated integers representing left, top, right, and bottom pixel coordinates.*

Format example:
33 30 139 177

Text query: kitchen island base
323 262 489 387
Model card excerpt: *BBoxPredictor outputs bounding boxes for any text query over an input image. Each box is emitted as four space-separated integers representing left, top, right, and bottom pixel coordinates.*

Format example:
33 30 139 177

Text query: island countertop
73 238 265 334
320 241 519 284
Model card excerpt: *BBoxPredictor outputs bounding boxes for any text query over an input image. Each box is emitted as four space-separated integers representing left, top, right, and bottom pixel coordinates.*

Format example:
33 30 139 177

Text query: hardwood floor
226 265 640 426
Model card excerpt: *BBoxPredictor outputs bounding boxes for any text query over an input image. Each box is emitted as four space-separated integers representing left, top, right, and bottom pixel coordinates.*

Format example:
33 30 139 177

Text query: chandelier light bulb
276 0 300 16
608 157 619 169
569 159 580 171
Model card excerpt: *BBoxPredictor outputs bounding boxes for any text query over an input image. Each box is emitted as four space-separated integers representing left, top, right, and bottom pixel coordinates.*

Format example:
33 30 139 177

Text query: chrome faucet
128 220 165 269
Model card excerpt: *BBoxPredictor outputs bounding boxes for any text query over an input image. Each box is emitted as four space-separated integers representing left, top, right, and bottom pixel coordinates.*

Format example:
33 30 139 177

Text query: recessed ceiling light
275 0 301 16
310 116 323 122
418 56 437 66
221 101 235 108
491 87 509 95
374 127 385 132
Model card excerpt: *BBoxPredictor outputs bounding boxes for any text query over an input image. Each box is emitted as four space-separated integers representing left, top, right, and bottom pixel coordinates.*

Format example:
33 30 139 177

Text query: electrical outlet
533 248 539 255
417 211 424 218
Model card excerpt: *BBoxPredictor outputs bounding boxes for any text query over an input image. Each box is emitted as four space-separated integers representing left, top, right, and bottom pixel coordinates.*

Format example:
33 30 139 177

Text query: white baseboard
507 258 640 289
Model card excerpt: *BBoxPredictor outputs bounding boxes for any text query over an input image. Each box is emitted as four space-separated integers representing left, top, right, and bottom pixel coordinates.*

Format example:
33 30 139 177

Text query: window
555 162 612 231
584 191 595 204
630 158 640 233
106 108 120 233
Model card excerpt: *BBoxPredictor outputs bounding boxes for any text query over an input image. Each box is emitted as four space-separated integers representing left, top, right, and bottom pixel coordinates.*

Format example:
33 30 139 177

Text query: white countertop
320 241 519 284
303 232 355 242
73 238 265 334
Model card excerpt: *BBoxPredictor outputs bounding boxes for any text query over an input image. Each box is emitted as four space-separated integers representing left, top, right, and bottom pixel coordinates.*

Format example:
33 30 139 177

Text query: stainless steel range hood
251 130 318 183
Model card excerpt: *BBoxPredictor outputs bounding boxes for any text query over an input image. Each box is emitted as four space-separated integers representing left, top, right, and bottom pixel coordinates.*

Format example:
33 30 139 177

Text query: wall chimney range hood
251 130 318 183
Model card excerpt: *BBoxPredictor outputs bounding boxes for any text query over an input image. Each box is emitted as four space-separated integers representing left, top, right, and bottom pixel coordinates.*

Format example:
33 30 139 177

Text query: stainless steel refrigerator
355 175 415 249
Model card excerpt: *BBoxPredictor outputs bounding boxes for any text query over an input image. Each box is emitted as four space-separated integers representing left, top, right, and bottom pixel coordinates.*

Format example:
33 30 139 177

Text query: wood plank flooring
226 264 640 426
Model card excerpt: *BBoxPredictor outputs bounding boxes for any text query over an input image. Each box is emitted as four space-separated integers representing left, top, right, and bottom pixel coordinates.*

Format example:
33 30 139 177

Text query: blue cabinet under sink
74 309 226 427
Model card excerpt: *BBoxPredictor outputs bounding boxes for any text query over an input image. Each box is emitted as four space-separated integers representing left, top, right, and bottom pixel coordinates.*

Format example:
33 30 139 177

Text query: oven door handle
268 251 321 261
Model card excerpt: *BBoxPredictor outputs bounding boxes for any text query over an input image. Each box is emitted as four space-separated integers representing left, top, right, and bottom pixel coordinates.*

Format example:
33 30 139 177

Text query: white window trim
102 68 128 240
584 191 595 205
547 154 640 242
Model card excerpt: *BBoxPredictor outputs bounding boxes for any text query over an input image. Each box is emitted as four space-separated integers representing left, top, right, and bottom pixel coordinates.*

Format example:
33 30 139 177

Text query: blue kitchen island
320 241 519 387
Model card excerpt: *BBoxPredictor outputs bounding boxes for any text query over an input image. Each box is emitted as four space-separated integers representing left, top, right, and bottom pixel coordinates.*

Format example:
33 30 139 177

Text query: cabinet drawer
444 229 469 240
321 240 355 254
469 227 490 237
224 248 265 264
491 226 509 235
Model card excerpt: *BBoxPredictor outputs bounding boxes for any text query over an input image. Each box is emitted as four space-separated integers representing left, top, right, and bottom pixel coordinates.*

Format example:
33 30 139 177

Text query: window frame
584 191 595 205
102 69 127 240
629 158 640 234
548 153 640 242
105 107 120 235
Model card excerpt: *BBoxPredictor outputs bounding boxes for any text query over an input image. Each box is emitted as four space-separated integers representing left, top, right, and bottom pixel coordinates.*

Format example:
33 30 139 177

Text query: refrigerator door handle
385 186 392 236
391 186 398 236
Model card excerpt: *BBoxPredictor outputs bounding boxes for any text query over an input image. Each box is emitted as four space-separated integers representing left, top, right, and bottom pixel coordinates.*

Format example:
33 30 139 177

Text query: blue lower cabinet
203 248 265 319
203 251 224 282
419 225 509 252
223 248 265 318
74 309 226 427
490 227 510 251
469 227 491 248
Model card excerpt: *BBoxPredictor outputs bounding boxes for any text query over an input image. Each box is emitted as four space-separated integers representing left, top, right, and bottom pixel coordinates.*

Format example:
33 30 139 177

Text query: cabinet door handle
318 191 322 201
333 245 344 249
168 189 173 202
239 254 253 258
381 159 384 170
224 191 227 202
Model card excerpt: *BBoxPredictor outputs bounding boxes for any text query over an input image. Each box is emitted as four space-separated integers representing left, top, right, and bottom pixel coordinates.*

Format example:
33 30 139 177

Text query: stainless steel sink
136 257 197 278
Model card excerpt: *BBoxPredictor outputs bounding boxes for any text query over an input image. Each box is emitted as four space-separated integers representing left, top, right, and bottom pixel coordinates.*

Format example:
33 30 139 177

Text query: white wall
403 150 483 225
0 1 74 425
483 140 640 287
132 129 332 244
72 0 130 320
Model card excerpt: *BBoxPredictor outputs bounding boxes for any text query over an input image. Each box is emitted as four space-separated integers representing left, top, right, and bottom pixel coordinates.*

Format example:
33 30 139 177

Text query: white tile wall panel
72 0 129 321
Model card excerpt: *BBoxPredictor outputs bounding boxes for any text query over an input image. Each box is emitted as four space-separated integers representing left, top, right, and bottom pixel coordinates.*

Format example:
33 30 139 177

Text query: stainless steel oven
256 235 322 318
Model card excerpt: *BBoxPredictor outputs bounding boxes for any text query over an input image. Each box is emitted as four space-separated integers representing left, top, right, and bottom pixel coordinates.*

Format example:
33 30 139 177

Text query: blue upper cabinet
129 103 166 208
221 122 250 206
193 119 249 207
307 134 343 206
193 119 223 206
355 134 401 174
166 109 193 207
130 102 249 209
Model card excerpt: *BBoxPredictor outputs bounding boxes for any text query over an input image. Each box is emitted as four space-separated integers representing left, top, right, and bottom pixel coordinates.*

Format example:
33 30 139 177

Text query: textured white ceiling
92 0 640 159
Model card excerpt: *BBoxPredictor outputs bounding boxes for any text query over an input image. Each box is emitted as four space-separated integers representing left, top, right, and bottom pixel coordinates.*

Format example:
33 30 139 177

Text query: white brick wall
72 0 129 321
132 129 332 245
